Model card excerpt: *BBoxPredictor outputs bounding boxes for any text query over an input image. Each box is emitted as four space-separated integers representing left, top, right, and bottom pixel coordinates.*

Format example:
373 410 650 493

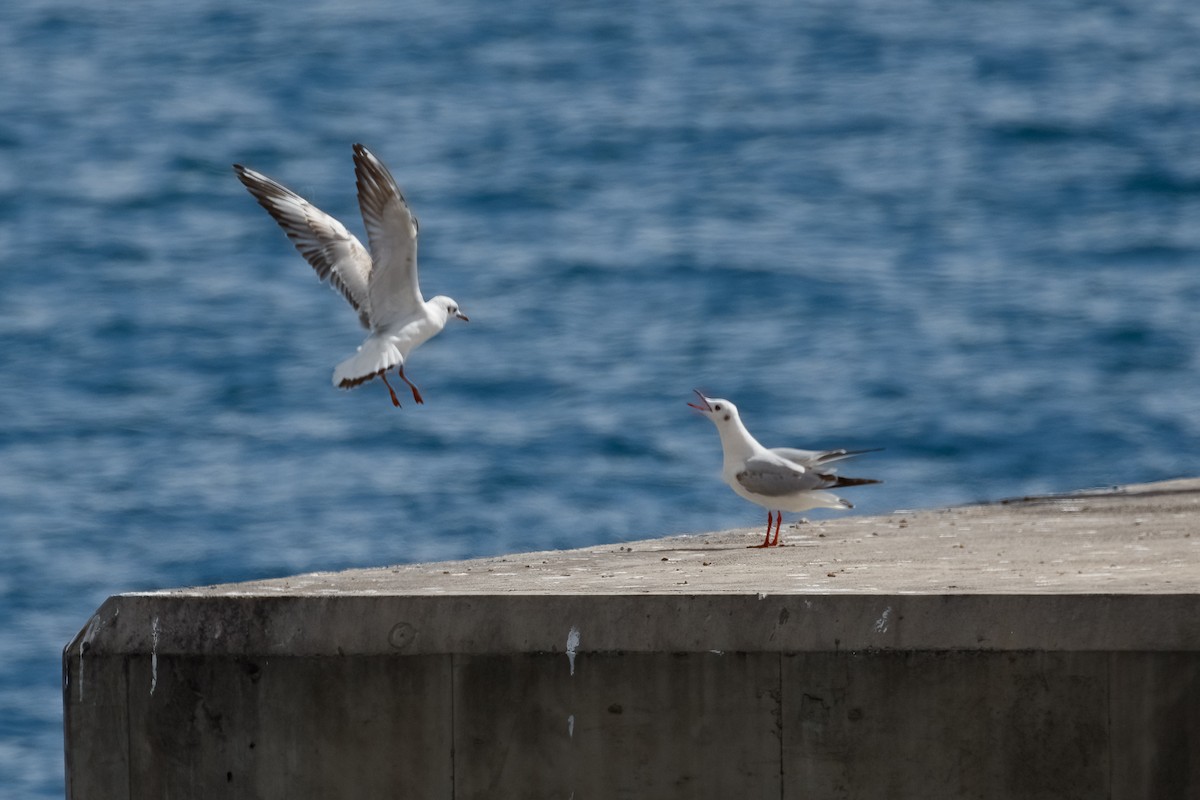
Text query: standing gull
688 390 881 548
233 144 468 408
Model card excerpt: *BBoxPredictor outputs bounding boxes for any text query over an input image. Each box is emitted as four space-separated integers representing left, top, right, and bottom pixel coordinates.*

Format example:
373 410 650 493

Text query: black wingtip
834 476 883 488
842 447 885 456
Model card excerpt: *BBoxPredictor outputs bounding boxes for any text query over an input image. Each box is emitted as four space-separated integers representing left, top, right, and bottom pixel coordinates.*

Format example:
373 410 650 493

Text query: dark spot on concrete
241 660 262 683
388 622 418 650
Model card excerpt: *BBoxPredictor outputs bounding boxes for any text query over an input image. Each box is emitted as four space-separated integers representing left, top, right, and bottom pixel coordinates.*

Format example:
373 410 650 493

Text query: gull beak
686 389 712 412
455 311 469 322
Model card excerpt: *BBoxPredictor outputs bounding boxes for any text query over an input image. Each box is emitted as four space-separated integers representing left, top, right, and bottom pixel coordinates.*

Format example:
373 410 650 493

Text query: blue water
3 0 1200 794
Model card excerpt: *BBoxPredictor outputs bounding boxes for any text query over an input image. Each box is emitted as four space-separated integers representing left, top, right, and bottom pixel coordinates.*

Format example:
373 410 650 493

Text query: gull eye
714 404 722 411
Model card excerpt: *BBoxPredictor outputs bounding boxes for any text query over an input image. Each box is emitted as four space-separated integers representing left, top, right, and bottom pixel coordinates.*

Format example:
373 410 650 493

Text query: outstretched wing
352 144 424 326
234 163 373 328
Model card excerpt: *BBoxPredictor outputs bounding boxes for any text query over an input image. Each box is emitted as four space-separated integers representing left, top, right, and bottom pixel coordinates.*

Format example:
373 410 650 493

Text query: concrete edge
66 593 1200 658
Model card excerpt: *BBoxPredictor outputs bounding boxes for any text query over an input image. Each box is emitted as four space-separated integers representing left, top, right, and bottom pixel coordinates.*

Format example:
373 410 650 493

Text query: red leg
398 365 424 404
749 510 773 549
380 373 402 407
770 511 782 547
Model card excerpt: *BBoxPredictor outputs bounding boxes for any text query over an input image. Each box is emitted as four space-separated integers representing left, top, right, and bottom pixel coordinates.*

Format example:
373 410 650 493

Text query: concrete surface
177 475 1200 597
64 477 1200 799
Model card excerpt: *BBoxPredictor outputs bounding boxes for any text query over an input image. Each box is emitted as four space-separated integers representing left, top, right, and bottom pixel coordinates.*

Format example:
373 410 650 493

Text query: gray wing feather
353 144 424 325
736 455 831 497
234 164 373 328
770 447 826 466
772 447 881 469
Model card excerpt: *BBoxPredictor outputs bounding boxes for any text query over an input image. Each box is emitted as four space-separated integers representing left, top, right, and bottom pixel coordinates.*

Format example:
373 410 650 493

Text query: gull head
432 296 469 323
687 390 739 426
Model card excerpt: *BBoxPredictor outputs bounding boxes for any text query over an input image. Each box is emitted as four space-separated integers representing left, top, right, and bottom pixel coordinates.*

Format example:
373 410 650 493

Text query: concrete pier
64 477 1200 799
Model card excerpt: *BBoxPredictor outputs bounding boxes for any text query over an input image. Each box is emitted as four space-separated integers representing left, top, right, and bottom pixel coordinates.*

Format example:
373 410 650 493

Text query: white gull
234 143 468 408
688 390 881 548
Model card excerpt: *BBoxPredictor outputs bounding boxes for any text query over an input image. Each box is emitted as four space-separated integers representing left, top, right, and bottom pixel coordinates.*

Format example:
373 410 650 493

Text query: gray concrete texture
64 478 1200 799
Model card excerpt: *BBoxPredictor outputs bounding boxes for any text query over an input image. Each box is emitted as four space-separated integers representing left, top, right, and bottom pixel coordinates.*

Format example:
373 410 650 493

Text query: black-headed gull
233 144 468 408
688 390 881 548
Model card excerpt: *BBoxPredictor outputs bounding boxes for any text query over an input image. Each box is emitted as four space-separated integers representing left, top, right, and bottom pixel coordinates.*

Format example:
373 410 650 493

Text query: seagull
233 144 468 408
688 390 881 548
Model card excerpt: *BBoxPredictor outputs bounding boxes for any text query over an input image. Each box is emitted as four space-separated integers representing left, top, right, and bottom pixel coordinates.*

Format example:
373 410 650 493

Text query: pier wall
64 478 1200 798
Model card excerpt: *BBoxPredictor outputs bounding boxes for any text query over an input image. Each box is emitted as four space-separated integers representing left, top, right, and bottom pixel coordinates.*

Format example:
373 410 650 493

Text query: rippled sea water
2 0 1199 794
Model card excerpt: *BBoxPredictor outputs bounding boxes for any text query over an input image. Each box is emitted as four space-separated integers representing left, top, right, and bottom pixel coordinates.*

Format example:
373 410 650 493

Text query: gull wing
234 164 373 329
735 454 829 497
352 143 424 326
771 447 883 470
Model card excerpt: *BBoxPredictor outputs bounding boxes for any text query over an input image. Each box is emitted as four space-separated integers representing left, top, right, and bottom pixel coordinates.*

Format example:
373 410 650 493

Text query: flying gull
234 144 467 407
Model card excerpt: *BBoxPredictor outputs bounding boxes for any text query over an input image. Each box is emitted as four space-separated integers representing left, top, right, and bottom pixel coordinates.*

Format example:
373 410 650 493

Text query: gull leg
380 373 402 408
398 365 424 405
770 511 782 547
749 511 773 549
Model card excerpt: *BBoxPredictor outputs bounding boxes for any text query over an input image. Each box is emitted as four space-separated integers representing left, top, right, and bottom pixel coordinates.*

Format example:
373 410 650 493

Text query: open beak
686 389 712 412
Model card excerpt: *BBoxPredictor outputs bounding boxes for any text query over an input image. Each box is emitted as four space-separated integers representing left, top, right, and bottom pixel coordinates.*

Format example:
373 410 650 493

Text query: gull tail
804 490 855 510
332 335 402 388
